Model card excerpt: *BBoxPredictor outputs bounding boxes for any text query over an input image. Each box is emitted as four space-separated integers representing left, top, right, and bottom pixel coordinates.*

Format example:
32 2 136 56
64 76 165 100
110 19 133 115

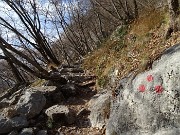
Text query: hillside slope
83 9 180 92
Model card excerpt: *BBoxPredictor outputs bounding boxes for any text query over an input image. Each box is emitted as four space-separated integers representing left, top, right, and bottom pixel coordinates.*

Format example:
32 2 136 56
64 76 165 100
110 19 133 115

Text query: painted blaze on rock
155 85 163 94
138 84 146 92
138 75 163 94
147 75 154 82
106 44 180 135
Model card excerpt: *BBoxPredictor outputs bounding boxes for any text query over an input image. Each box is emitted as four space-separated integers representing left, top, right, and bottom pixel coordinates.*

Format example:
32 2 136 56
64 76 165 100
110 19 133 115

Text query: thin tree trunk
7 58 26 84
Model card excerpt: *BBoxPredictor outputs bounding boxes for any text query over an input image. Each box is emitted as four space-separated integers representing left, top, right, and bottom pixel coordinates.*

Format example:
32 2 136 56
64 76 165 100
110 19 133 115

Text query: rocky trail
0 63 110 135
2 42 180 135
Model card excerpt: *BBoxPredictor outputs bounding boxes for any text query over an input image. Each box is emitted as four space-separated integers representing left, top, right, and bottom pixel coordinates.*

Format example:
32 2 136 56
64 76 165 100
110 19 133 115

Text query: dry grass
130 9 169 36
83 9 180 90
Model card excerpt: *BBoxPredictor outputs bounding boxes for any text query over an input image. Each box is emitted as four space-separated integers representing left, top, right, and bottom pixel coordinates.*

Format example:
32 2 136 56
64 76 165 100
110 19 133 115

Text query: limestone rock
106 44 180 135
15 91 46 119
88 91 111 129
154 128 180 135
45 105 75 125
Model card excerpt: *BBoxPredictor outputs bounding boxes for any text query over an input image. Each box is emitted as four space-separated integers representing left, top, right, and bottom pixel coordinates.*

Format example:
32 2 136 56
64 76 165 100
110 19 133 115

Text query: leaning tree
0 0 61 82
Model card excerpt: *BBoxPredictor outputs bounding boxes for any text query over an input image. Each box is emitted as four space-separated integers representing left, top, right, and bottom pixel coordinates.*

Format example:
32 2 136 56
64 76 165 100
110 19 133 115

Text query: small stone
45 105 76 125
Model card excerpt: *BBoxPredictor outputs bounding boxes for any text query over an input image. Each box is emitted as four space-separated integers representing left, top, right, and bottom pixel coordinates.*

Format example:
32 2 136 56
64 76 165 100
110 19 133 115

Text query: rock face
15 91 46 119
88 91 111 129
106 44 180 135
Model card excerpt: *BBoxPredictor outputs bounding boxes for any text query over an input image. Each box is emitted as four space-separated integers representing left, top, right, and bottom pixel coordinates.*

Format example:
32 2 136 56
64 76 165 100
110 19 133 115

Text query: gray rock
88 90 111 129
30 86 65 104
154 128 180 135
45 105 75 125
15 91 46 119
11 115 29 129
36 130 47 135
19 128 34 135
106 44 180 135
0 115 28 134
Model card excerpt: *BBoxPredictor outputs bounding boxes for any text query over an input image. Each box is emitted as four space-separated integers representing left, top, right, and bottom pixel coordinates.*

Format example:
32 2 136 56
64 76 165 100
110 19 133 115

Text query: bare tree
0 0 62 80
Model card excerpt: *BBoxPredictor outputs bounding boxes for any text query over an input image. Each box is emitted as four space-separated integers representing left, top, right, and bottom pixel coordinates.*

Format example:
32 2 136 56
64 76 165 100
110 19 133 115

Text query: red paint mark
147 75 154 82
155 85 163 94
138 84 146 92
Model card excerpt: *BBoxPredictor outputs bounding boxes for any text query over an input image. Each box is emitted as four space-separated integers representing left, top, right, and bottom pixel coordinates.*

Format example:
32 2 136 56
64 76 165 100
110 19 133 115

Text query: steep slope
83 9 180 92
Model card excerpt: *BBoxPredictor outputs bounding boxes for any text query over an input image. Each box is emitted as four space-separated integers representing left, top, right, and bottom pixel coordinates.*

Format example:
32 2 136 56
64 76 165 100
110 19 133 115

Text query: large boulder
106 43 180 135
15 91 46 119
88 91 111 129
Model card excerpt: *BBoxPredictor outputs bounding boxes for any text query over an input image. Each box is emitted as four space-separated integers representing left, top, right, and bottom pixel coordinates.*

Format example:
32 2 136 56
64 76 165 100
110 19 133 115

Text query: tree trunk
7 58 26 84
166 0 179 38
